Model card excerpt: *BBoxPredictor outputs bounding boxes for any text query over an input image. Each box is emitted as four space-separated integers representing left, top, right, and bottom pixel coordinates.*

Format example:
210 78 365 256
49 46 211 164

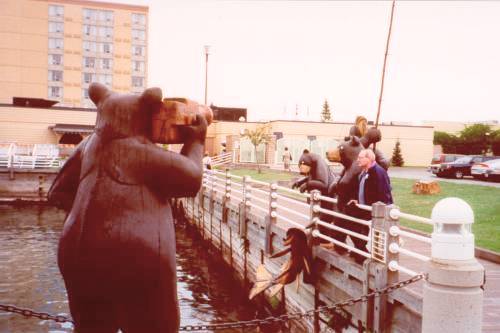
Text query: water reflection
0 205 259 332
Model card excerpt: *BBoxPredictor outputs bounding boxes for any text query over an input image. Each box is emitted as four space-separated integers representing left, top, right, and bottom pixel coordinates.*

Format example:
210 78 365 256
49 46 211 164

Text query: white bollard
422 198 485 333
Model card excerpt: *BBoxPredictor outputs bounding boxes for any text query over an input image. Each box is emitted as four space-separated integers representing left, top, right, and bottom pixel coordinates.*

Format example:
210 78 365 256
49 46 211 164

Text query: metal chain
0 273 425 331
0 304 72 323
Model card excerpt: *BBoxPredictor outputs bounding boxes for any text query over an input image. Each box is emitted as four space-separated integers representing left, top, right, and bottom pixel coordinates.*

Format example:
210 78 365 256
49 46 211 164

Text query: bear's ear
349 136 360 147
89 82 109 106
140 87 162 107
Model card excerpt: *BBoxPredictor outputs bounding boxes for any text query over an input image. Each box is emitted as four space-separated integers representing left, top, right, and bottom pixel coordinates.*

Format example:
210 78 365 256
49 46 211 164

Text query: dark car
430 155 499 179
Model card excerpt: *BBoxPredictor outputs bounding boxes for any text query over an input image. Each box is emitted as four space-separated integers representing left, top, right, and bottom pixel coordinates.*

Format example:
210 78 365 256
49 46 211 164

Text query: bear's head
89 83 163 142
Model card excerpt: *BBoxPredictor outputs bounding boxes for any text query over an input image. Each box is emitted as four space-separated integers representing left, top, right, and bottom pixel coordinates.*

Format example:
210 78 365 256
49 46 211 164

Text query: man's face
357 152 371 169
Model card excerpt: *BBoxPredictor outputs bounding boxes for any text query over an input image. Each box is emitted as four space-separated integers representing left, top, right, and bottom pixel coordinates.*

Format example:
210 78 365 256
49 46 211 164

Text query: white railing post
222 168 231 224
371 203 400 283
309 190 321 230
422 198 484 333
265 181 278 254
370 202 400 332
239 176 251 237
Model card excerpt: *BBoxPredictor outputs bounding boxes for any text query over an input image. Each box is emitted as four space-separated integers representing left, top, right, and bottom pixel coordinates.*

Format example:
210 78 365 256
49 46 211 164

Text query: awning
49 123 95 135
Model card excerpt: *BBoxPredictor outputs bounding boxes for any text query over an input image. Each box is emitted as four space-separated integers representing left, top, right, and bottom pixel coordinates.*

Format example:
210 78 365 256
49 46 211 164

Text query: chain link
0 273 425 331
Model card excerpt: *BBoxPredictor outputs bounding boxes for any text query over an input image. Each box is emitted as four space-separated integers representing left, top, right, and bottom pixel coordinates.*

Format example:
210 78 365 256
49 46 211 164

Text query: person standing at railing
282 147 292 172
354 148 393 207
202 151 212 170
347 148 393 263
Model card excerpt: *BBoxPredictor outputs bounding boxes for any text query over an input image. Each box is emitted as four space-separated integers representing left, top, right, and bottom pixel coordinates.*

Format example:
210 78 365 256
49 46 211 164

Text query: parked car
430 153 465 165
430 155 499 179
471 158 500 181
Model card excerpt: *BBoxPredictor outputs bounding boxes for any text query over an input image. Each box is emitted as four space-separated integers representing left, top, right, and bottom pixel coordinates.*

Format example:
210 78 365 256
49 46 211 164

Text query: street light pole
204 45 210 105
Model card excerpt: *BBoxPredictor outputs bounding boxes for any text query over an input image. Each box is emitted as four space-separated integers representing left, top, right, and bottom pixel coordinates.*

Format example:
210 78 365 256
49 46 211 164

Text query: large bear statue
48 83 207 332
326 126 389 262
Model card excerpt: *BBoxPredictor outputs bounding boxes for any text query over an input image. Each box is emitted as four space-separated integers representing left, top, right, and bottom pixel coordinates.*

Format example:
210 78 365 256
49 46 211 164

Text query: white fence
0 143 63 169
203 168 434 277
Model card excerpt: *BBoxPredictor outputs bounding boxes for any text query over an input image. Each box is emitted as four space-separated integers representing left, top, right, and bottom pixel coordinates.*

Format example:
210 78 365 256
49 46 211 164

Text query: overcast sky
103 0 499 123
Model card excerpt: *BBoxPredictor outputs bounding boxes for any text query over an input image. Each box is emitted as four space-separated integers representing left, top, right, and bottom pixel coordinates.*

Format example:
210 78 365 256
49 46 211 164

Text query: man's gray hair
359 148 376 162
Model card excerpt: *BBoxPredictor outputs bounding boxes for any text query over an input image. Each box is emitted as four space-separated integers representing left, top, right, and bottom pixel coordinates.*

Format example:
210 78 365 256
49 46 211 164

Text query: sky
104 0 499 123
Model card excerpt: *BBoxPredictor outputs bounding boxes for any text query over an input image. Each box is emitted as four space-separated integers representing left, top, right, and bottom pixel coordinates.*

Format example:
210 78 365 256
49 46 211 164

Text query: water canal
0 204 262 333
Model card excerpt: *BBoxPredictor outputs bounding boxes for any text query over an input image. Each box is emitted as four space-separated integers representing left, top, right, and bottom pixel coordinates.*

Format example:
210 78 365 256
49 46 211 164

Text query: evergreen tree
321 99 332 122
391 140 404 167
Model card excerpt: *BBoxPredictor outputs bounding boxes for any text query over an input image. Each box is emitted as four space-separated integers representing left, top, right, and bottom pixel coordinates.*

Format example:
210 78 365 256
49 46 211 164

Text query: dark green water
0 204 260 333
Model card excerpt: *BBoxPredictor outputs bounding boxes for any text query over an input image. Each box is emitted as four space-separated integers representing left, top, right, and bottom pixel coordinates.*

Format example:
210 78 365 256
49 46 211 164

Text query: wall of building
0 105 435 165
0 105 96 144
207 120 434 166
0 0 148 107
0 0 49 104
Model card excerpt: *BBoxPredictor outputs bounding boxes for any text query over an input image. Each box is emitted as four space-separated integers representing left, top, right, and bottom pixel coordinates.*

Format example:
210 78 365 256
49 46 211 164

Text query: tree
434 125 494 155
391 140 404 167
491 130 500 155
458 124 491 154
434 131 461 153
241 124 271 172
321 99 332 122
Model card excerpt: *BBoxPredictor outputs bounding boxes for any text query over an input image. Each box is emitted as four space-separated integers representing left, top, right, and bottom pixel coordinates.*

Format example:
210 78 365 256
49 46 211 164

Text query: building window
83 57 96 68
48 86 62 98
48 54 63 65
132 61 144 73
132 45 144 56
82 88 89 99
132 76 144 87
49 5 64 17
82 73 95 84
83 8 97 21
100 58 112 70
49 22 64 33
132 29 145 41
98 74 112 87
83 24 97 36
48 38 63 49
48 70 63 82
99 10 114 22
99 42 113 54
83 41 97 52
132 13 146 25
97 26 113 38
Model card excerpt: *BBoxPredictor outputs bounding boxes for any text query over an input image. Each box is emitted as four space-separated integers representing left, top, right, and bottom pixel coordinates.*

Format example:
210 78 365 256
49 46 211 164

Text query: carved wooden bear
48 83 206 333
326 127 389 261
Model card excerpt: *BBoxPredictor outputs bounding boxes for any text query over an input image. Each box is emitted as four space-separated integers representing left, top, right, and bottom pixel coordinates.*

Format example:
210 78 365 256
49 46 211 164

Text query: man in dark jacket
347 148 393 263
354 148 393 207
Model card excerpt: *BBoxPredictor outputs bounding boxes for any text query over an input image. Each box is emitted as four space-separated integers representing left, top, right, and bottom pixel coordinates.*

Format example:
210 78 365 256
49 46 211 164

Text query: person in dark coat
347 148 393 263
351 148 393 208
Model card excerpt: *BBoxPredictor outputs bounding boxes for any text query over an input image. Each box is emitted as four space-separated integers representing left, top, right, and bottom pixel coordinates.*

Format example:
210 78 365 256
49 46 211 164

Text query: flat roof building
0 0 148 107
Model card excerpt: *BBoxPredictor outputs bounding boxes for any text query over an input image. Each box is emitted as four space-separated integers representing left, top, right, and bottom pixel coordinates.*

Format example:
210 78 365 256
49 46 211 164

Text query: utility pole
204 45 210 105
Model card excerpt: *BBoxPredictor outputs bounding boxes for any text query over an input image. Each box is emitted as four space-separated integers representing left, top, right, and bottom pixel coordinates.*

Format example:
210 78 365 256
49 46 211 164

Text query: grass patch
228 168 500 252
229 169 295 183
391 178 500 252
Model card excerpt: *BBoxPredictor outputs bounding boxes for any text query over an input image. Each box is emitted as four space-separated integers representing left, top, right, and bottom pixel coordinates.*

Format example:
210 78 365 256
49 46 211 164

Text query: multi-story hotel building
0 0 148 107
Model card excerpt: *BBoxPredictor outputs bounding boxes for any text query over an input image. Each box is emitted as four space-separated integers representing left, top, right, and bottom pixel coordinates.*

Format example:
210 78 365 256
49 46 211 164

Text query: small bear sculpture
48 83 207 332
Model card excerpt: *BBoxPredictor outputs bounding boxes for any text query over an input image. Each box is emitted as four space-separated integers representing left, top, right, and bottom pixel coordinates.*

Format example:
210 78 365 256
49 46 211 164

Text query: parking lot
388 167 500 188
